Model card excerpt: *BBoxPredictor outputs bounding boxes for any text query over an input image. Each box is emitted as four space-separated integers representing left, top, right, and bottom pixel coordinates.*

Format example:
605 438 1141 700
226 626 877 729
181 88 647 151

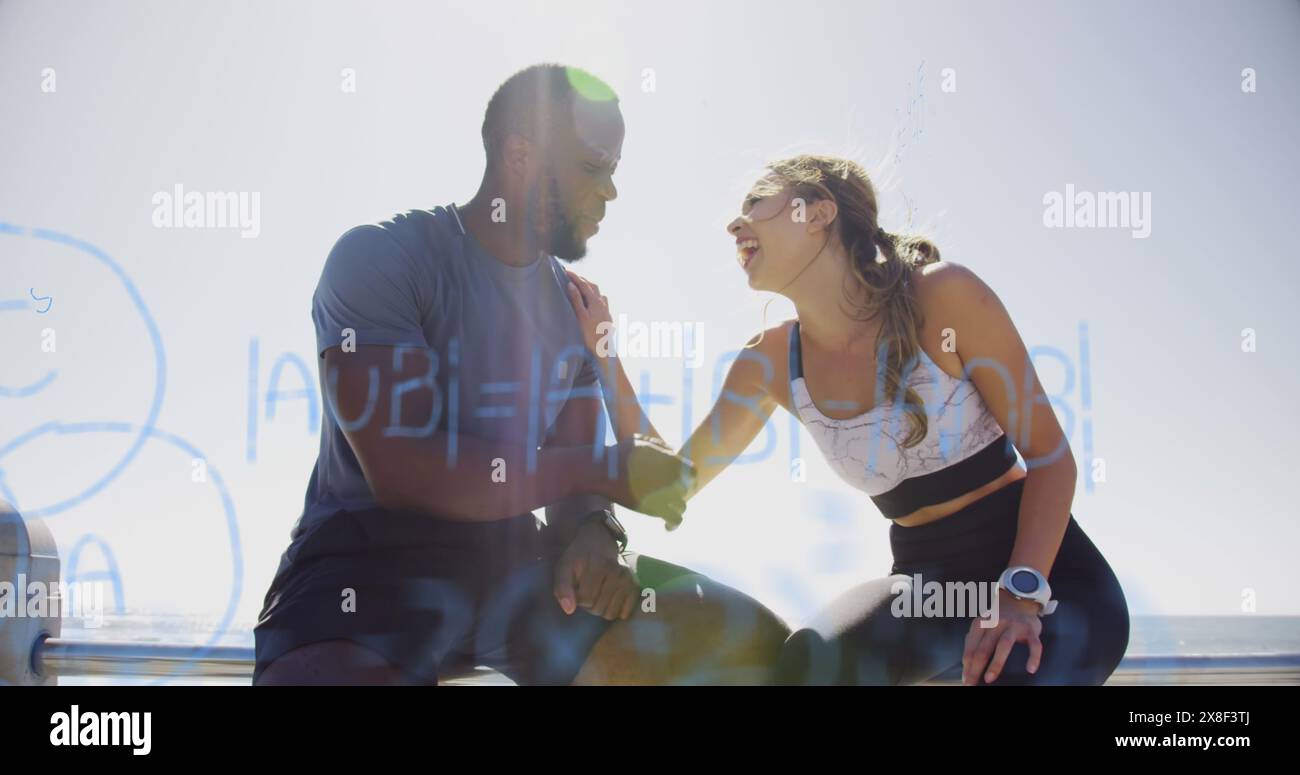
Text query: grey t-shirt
294 204 609 536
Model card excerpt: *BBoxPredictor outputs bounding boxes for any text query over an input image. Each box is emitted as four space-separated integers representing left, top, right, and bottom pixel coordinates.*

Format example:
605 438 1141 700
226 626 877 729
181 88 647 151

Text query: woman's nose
726 217 744 235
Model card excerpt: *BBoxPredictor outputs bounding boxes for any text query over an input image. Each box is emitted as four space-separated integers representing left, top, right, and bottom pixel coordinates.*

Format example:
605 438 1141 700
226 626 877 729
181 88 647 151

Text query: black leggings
775 478 1130 685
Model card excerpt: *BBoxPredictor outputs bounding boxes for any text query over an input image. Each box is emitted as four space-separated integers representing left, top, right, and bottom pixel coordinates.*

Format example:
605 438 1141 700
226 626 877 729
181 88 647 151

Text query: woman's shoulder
743 317 795 343
910 259 986 300
743 318 797 361
908 260 999 377
910 259 1005 320
727 319 796 398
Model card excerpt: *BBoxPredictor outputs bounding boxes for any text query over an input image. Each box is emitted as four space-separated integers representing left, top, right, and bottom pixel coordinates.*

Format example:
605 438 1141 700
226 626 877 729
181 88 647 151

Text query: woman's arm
918 261 1076 579
565 271 778 501
677 333 779 498
915 261 1078 684
564 272 665 443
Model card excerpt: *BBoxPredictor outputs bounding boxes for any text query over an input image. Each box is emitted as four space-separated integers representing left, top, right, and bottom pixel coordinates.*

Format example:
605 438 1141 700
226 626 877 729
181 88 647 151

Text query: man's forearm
367 431 611 522
544 492 616 553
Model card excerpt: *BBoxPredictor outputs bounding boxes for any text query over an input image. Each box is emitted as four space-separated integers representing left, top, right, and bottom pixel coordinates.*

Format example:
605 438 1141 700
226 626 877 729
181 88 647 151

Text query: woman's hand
564 270 614 359
962 588 1044 685
561 269 674 450
605 434 695 530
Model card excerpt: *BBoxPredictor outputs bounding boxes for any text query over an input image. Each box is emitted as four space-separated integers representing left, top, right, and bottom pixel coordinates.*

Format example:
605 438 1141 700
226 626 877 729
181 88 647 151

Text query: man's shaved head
480 64 624 261
481 64 619 164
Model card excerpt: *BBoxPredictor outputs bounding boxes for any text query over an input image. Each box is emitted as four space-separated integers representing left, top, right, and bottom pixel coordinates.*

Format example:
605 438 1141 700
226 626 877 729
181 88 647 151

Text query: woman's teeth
737 239 760 268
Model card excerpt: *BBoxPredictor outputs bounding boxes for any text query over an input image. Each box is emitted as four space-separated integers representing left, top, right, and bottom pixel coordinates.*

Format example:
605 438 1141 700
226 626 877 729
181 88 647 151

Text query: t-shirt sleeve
311 224 430 357
572 353 601 389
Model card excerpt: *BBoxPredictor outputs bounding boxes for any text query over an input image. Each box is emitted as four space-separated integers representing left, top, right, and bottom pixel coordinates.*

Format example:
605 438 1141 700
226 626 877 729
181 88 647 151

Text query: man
253 63 789 685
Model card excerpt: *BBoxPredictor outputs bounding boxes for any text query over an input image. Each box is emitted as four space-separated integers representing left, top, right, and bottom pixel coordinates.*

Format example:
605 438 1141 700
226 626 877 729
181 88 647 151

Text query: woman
564 154 1130 685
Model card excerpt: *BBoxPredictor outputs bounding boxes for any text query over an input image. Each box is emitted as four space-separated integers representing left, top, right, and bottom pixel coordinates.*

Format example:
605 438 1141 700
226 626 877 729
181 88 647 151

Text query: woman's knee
775 627 839 685
1023 599 1130 685
775 620 908 686
1090 598 1132 681
776 575 939 686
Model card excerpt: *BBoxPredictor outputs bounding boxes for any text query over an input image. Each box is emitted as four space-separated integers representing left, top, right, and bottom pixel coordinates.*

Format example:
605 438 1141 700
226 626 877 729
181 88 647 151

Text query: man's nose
599 177 618 202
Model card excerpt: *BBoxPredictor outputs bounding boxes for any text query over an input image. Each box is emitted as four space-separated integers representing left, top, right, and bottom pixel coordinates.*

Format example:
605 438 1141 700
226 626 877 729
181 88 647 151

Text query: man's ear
500 133 533 180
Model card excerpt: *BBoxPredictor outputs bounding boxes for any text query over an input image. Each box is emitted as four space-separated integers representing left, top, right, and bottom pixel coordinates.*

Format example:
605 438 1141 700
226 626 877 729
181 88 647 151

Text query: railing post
0 500 61 685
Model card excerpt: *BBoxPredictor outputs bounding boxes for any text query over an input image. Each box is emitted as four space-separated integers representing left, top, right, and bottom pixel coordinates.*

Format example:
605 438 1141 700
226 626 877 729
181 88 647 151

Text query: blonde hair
758 154 941 447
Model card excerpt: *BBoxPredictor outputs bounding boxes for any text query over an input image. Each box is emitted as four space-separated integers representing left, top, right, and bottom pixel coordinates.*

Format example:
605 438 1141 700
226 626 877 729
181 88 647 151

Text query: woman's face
726 176 821 292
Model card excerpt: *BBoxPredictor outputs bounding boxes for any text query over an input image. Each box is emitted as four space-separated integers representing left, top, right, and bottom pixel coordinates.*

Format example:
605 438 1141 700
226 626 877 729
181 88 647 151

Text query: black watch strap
584 508 628 552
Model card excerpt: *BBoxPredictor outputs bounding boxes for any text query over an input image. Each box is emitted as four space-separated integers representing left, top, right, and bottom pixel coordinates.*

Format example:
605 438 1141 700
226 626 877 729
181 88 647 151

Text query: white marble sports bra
788 321 1018 518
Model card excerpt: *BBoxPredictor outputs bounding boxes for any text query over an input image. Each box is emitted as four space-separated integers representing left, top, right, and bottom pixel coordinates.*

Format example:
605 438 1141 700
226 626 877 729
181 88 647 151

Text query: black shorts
253 508 623 685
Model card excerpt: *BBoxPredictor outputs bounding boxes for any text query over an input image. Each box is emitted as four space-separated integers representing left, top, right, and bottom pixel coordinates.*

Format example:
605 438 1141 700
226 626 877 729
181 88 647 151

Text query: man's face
528 100 623 261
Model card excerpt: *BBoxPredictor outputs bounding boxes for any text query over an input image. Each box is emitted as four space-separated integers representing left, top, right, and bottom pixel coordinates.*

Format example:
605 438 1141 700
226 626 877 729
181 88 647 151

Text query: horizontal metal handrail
925 652 1300 685
31 638 504 684
36 638 257 680
11 502 1294 686
1100 653 1300 685
28 637 1300 684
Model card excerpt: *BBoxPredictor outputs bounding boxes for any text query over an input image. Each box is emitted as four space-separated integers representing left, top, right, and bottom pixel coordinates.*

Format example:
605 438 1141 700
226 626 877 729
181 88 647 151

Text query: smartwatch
998 566 1058 615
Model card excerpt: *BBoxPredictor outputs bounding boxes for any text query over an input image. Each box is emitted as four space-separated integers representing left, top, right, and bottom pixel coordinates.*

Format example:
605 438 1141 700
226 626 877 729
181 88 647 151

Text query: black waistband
888 477 1026 576
871 434 1020 519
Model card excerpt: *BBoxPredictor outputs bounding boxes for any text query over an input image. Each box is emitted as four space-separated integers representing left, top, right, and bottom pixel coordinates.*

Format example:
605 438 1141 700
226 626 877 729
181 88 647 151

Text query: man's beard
527 174 587 262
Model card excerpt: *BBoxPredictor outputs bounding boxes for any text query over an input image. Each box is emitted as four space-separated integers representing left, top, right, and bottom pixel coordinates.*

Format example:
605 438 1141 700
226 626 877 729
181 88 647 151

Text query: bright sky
1 0 1297 641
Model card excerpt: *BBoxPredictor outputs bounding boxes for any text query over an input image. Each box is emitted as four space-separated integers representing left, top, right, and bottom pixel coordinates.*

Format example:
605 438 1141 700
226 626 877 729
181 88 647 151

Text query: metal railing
24 636 1300 685
28 637 506 685
927 653 1300 685
6 501 1298 686
34 638 256 681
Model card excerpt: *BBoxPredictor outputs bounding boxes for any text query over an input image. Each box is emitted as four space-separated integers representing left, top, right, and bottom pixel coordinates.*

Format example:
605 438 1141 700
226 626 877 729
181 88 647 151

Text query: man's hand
603 434 696 530
552 520 639 620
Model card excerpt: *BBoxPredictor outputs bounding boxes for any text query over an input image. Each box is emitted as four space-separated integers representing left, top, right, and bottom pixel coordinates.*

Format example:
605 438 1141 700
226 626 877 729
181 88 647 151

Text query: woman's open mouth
737 239 760 270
